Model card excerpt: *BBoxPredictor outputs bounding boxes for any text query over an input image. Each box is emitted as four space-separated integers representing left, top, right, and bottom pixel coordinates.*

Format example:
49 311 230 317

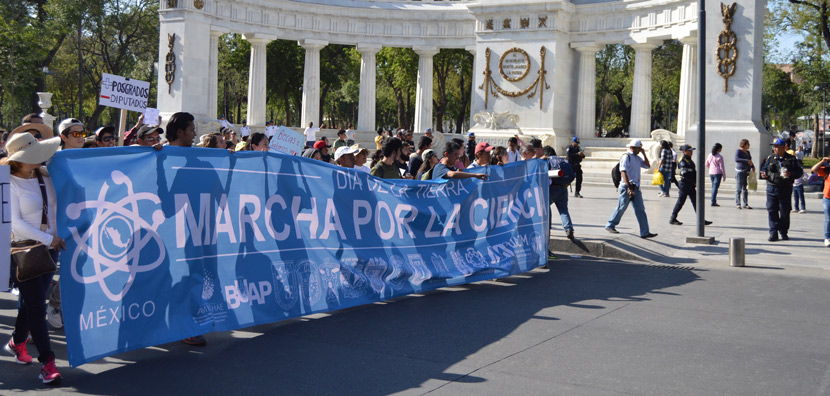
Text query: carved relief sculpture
167 0 177 8
503 18 511 29
520 18 530 29
478 47 549 110
485 19 493 30
716 2 738 93
165 33 176 94
538 16 548 28
194 0 204 10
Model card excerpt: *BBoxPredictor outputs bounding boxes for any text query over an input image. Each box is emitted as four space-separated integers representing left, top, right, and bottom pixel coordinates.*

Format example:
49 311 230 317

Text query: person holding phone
811 156 830 247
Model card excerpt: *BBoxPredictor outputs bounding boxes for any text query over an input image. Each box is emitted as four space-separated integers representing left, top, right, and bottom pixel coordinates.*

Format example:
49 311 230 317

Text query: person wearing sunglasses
57 118 86 149
136 125 164 148
94 126 117 148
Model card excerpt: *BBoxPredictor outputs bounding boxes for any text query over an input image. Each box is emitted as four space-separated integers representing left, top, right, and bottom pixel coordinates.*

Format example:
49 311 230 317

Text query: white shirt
619 150 648 187
355 165 371 173
346 128 356 141
304 126 319 142
240 125 251 137
508 147 520 163
265 126 276 138
11 168 57 246
219 119 233 130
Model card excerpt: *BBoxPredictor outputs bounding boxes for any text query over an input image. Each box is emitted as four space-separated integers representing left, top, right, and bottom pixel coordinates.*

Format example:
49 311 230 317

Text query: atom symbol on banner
67 170 166 302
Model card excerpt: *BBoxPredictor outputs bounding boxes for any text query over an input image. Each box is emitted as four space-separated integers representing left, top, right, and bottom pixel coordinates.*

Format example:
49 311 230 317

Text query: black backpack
611 153 630 188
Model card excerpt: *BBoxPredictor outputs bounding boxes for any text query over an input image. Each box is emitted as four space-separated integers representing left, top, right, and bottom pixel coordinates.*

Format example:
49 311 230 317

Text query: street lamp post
696 0 706 238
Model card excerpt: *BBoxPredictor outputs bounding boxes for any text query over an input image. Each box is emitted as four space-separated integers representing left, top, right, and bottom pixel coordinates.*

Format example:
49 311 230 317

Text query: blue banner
48 147 549 366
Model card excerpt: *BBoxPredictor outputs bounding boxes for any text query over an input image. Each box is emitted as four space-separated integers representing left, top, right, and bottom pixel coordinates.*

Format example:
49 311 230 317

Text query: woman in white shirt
4 132 64 383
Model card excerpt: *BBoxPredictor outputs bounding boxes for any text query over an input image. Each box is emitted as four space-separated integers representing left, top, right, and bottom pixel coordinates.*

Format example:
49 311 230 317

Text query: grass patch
803 157 821 168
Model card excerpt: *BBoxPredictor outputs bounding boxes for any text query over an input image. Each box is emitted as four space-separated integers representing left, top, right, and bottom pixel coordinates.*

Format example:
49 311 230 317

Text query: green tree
377 47 417 130
266 40 302 126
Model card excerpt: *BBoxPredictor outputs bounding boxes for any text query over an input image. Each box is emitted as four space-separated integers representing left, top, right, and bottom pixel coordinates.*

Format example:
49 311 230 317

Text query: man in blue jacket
760 138 804 241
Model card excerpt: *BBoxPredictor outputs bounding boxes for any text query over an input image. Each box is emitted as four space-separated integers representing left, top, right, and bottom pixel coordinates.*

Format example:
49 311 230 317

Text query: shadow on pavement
3 259 700 395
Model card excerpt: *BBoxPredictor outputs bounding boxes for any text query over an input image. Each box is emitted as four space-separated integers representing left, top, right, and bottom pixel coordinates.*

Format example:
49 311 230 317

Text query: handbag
9 169 56 283
747 170 758 191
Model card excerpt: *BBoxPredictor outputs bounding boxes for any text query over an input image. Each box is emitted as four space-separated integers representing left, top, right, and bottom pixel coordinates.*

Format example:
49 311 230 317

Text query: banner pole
118 109 128 146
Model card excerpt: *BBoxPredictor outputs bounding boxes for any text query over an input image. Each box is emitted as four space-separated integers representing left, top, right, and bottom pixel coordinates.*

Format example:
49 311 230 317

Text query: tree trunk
814 113 821 158
283 90 291 126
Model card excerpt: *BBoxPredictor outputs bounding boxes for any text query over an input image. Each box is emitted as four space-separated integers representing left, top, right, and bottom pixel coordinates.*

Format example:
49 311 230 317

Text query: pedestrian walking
793 172 808 214
669 144 713 226
735 139 755 209
705 143 726 206
605 139 657 239
810 157 830 247
566 137 585 198
657 140 673 198
760 138 803 241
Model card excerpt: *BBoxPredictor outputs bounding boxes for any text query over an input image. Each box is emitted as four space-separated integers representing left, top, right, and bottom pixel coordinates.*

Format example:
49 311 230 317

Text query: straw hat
10 123 54 139
5 133 61 164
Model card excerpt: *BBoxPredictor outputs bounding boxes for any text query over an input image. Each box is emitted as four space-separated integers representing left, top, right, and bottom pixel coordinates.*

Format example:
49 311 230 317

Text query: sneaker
791 209 799 213
824 239 830 247
182 335 207 346
744 205 752 210
548 251 559 260
39 356 61 384
705 220 713 225
736 205 742 209
669 219 683 225
712 203 720 207
768 234 779 242
799 210 806 214
5 338 33 365
605 227 619 234
47 306 63 329
657 193 665 197
566 230 574 240
641 233 658 239
574 193 584 198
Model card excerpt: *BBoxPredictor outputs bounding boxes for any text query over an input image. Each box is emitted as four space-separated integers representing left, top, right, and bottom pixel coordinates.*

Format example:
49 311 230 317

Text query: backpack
548 156 575 186
611 153 631 188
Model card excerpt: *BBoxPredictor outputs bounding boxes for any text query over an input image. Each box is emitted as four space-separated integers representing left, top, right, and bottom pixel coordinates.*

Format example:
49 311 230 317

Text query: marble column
300 39 328 128
207 30 225 121
575 46 600 139
676 36 698 137
243 34 274 126
630 43 656 139
414 47 439 134
357 43 381 131
466 46 477 127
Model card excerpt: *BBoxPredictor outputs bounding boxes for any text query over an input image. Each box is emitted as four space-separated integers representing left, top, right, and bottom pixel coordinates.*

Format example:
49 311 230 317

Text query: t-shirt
507 148 520 163
370 162 402 179
467 162 483 169
332 139 348 150
304 126 319 142
619 151 648 187
432 163 456 180
408 154 423 177
346 129 356 141
355 165 370 173
816 164 830 199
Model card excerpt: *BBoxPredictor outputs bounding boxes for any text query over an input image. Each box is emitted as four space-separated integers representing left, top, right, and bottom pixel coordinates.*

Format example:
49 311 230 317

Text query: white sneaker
799 210 806 213
825 239 830 247
46 306 63 329
657 193 665 197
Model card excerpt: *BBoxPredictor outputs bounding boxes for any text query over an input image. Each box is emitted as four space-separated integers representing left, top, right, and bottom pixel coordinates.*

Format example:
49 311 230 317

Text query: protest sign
98 73 150 112
143 108 160 125
49 148 548 366
269 126 304 155
0 166 9 291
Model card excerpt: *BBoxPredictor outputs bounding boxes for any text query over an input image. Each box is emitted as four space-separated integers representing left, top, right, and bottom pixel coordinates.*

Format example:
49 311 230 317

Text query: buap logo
66 170 166 302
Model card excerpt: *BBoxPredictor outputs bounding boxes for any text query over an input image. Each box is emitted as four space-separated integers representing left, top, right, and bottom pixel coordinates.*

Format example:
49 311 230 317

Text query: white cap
334 145 361 162
626 138 643 148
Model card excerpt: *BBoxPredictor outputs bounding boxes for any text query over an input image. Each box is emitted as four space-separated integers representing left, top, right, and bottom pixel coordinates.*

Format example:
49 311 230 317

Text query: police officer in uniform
566 137 585 198
760 138 804 241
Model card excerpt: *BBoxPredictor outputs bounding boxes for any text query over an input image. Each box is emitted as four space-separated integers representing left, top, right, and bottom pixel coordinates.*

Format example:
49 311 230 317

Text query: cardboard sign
0 166 11 291
99 73 150 112
143 108 160 125
269 126 305 156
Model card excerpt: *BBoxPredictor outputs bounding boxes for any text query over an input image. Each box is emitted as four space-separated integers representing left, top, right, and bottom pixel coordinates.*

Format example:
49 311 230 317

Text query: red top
817 166 830 199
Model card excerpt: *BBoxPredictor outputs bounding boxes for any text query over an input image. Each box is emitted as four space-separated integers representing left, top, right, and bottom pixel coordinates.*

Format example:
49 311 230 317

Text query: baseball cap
426 128 433 133
475 142 494 154
572 137 580 143
137 125 164 139
468 132 475 137
626 138 643 148
679 144 695 151
313 140 328 150
58 118 84 135
771 138 786 146
422 149 436 162
334 145 360 162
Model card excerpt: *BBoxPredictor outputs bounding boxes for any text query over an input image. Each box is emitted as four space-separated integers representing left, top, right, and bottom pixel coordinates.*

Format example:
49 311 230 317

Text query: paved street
2 185 829 395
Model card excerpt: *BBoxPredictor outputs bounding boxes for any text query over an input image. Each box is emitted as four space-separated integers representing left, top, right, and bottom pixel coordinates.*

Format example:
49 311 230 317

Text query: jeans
793 185 806 211
710 174 723 205
766 185 793 237
823 198 830 239
573 166 583 195
606 186 651 237
671 183 697 220
660 170 672 195
550 187 573 231
12 272 55 363
736 170 749 206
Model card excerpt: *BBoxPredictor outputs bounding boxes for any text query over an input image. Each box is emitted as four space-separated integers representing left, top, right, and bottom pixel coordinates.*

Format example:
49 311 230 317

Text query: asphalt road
3 257 830 395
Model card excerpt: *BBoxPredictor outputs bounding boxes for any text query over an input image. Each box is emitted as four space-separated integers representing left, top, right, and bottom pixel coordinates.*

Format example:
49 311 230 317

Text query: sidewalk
553 184 828 269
